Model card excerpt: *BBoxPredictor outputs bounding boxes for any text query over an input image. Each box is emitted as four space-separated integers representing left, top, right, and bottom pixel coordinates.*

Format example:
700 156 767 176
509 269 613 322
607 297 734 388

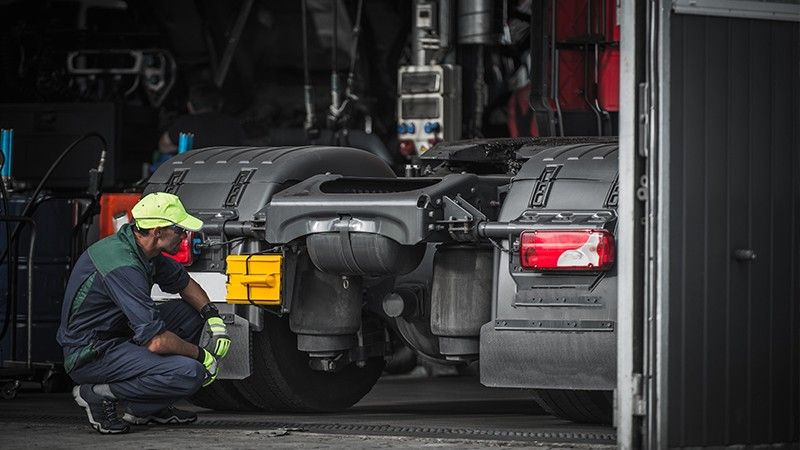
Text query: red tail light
519 229 615 271
162 232 195 266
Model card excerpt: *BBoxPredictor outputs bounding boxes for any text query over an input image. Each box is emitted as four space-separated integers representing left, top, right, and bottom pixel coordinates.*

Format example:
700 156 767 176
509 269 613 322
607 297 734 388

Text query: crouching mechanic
56 192 231 434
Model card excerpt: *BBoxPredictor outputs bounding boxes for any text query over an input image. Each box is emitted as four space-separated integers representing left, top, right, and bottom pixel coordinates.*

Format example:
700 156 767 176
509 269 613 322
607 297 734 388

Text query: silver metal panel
616 0 643 446
672 0 800 22
656 0 673 447
151 272 228 301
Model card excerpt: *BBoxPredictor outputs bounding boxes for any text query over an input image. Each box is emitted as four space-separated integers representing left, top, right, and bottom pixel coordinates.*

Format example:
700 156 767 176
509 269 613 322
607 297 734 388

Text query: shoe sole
122 412 197 425
72 386 130 435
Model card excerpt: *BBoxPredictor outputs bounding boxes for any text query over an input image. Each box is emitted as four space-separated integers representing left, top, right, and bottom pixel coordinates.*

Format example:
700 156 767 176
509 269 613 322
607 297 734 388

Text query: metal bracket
513 293 604 307
494 319 615 332
638 82 650 159
438 195 486 241
637 174 649 203
334 216 363 274
518 209 616 225
632 372 647 416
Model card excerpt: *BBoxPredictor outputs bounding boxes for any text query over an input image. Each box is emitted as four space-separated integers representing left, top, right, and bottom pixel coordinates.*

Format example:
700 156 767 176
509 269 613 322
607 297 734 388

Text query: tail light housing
519 229 615 271
162 232 195 266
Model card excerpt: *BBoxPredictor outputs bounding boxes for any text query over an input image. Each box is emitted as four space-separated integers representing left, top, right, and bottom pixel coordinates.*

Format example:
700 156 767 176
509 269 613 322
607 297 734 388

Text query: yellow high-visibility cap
131 192 203 231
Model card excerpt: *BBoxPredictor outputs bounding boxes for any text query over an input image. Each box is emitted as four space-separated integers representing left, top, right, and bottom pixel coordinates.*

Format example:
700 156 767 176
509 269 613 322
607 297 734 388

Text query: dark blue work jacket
56 224 189 372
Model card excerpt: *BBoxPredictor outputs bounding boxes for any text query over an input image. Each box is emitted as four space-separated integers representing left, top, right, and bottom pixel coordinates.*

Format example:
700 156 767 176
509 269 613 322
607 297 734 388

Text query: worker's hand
205 317 231 359
199 348 218 387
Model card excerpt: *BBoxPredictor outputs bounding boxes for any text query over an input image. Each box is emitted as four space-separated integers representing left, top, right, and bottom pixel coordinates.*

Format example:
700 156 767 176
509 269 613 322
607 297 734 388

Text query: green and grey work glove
206 317 231 358
196 347 218 387
200 304 231 359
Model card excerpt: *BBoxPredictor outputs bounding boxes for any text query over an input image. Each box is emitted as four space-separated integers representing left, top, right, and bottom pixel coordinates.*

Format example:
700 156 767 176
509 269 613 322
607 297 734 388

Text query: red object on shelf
99 193 142 238
598 47 620 112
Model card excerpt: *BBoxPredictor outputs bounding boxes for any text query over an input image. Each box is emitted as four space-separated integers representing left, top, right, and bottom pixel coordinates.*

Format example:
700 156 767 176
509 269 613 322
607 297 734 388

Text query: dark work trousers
69 300 205 416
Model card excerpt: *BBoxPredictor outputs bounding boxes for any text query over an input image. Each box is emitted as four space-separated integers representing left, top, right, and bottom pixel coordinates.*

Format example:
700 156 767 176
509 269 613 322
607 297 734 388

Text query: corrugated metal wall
667 15 799 446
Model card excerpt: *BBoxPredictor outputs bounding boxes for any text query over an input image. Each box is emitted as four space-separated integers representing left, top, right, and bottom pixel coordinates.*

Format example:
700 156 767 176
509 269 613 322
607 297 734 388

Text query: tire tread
531 389 613 424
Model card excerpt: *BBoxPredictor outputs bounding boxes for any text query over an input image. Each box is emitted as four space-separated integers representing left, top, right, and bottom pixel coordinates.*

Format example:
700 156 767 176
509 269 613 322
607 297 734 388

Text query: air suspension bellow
289 260 363 354
430 245 493 359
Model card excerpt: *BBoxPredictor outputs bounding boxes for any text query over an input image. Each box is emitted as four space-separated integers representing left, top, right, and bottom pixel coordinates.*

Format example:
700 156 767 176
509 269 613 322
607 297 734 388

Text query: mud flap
214 314 252 380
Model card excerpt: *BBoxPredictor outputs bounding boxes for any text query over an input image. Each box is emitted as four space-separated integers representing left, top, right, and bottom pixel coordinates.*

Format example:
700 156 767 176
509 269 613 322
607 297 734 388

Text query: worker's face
158 225 187 255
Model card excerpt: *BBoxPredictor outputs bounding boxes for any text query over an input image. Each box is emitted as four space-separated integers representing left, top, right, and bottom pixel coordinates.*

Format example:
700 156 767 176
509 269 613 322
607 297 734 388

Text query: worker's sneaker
72 385 130 434
122 406 198 425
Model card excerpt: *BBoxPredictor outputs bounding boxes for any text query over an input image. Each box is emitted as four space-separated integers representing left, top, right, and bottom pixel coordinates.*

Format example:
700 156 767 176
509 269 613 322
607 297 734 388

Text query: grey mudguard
480 142 619 391
264 173 481 245
146 146 396 224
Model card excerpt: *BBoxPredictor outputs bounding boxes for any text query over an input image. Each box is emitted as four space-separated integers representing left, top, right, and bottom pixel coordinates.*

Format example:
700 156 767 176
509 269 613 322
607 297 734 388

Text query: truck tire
531 389 613 425
189 380 257 411
383 344 418 375
233 313 384 412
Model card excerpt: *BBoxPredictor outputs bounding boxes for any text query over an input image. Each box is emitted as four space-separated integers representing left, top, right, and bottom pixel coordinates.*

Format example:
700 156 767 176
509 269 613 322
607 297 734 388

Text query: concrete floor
0 374 616 449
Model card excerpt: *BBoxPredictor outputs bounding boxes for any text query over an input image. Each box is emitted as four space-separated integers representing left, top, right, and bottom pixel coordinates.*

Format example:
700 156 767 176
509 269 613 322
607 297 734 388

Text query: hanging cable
0 133 106 266
344 0 364 100
0 157 12 340
328 0 340 125
302 0 317 133
487 237 511 254
329 0 364 125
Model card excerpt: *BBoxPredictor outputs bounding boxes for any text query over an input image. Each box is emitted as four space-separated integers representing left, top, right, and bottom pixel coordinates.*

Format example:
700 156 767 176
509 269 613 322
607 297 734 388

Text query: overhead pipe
584 0 605 136
528 0 556 136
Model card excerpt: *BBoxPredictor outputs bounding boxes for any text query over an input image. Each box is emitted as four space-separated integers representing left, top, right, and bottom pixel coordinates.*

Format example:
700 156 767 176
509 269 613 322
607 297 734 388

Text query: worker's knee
163 359 206 396
182 310 205 344
183 360 206 395
166 300 205 344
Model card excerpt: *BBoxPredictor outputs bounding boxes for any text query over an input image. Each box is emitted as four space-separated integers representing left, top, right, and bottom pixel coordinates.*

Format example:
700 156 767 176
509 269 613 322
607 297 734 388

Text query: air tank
457 0 499 45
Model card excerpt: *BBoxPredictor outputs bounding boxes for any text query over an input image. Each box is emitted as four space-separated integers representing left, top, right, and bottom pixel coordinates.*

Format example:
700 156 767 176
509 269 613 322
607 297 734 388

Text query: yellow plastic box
225 254 282 305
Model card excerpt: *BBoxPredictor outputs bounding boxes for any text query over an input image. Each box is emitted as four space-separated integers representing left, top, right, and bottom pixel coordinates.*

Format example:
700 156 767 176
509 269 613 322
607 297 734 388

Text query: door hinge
632 372 647 416
637 82 650 158
636 174 649 203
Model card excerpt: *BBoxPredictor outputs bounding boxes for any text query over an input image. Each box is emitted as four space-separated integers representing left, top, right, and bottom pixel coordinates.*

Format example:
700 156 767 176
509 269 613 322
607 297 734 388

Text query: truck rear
147 137 618 423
